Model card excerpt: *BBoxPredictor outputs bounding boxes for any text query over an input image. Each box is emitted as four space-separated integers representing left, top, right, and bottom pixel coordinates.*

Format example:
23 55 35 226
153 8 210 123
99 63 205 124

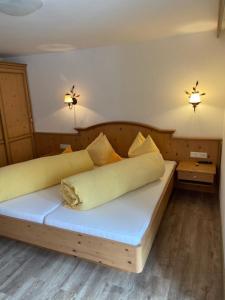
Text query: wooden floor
0 190 223 300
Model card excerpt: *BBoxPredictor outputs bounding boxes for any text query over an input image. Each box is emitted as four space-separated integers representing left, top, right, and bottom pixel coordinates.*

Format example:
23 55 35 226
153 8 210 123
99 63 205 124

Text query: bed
0 122 176 273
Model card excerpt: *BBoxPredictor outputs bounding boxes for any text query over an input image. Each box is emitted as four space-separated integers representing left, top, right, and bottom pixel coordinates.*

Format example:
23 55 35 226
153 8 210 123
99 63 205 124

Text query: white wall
10 31 225 137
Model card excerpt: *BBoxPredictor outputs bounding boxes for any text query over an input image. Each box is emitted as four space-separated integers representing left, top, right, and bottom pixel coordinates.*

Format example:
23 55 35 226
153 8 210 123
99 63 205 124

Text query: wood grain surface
0 190 222 300
34 121 222 167
0 166 175 274
0 62 35 165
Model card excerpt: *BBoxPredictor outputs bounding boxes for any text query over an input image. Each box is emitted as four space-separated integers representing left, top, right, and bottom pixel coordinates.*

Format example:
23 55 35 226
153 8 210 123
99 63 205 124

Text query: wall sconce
64 85 80 109
185 81 206 112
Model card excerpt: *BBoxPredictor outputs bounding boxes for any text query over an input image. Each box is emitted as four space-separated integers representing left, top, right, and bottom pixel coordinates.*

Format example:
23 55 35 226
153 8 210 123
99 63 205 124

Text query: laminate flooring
0 190 223 300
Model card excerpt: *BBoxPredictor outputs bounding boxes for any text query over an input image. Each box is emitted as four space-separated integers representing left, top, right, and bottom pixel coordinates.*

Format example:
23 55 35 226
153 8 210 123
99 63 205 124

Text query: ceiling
0 0 219 57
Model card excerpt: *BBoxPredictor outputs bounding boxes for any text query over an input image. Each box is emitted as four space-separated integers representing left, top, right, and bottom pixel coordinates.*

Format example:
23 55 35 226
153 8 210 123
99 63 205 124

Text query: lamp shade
189 92 201 105
64 93 73 104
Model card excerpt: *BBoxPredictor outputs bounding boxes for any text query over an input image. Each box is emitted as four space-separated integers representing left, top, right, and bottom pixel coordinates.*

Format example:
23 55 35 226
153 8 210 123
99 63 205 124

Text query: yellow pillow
62 145 73 153
86 133 122 166
128 132 145 157
128 133 159 158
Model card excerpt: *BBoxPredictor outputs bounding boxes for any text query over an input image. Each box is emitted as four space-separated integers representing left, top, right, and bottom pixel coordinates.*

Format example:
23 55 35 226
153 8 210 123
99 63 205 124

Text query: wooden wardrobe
0 62 35 167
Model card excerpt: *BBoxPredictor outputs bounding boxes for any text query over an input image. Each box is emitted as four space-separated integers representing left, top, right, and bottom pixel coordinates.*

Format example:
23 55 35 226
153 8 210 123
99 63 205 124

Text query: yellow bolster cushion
0 150 94 203
61 152 165 211
86 133 122 166
128 132 160 158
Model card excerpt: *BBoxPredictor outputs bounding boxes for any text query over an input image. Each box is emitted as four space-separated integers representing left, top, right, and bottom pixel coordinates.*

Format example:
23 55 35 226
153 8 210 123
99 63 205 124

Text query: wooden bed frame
0 121 177 273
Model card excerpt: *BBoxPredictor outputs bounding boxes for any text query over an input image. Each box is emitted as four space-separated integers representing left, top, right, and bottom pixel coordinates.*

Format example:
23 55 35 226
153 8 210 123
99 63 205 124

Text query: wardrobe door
0 65 35 164
0 112 8 166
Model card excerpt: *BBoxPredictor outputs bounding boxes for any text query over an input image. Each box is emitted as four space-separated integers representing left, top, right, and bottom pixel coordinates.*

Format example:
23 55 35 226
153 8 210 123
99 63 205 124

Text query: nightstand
176 160 217 193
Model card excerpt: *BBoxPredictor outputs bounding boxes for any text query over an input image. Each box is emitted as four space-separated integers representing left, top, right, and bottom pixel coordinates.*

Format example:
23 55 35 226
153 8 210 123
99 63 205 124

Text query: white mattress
0 186 61 223
44 161 176 246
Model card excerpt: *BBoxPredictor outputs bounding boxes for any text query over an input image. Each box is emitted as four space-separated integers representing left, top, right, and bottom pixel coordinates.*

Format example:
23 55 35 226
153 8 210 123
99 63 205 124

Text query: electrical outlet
190 151 208 159
60 144 71 150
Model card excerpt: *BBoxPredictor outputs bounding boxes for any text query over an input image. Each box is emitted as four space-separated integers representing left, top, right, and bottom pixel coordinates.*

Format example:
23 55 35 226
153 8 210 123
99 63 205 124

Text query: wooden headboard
75 121 174 158
35 121 222 167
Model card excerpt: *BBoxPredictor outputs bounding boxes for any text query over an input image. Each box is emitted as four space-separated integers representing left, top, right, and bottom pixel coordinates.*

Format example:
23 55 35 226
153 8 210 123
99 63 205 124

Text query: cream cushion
61 152 165 211
0 150 94 203
86 133 122 166
128 132 159 158
128 132 145 157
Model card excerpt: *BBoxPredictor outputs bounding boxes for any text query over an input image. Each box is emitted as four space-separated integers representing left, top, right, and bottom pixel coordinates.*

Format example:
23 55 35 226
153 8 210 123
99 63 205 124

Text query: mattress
0 186 61 223
44 161 176 246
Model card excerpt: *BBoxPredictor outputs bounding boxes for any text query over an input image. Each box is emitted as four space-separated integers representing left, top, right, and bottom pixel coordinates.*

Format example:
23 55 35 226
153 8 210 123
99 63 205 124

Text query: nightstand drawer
177 171 214 183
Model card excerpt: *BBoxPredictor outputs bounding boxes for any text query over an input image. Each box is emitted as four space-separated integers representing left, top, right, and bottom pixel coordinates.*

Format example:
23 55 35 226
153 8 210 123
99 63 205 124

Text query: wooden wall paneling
35 132 77 157
35 121 222 168
217 0 225 37
164 138 221 166
0 62 35 164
